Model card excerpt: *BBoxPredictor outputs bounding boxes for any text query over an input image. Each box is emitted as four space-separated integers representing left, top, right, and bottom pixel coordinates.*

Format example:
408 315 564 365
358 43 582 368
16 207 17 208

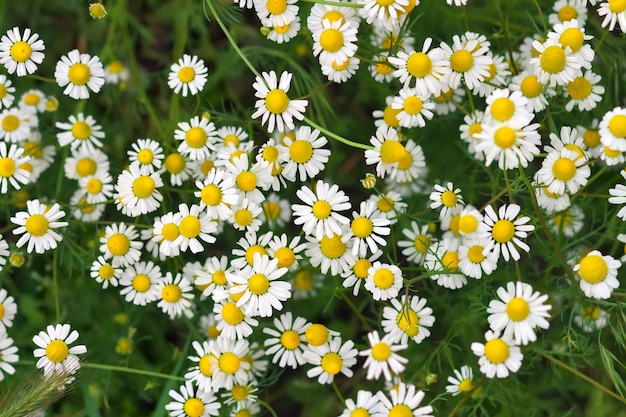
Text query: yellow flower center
376 0 395 6
115 337 132 354
491 219 515 243
377 195 393 212
236 171 257 192
583 129 601 148
98 264 115 280
608 114 626 138
403 96 422 115
375 60 393 75
199 354 216 376
161 283 182 303
459 214 478 234
231 385 249 402
412 234 429 254
397 308 419 337
248 273 270 295
440 190 457 207
312 200 332 219
132 175 155 198
267 0 287 14
373 267 395 289
274 247 295 268
10 41 32 62
2 115 19 132
137 149 154 165
165 153 185 174
222 302 244 325
24 93 40 105
507 297 530 321
484 338 509 364
0 85 6 99
323 10 344 24
321 352 342 375
371 342 391 361
551 157 576 181
540 46 566 74
25 214 49 237
294 269 313 290
245 245 267 266
389 404 412 417
263 201 281 220
406 52 432 78
320 28 344 53
560 28 584 53
68 63 92 85
449 214 461 236
0 157 16 178
305 323 329 346
213 270 227 285
107 61 124 73
331 58 350 70
289 139 313 163
380 140 405 164
609 0 626 13
183 398 205 417
132 274 150 292
178 66 195 83
234 208 253 227
442 251 459 270
581 305 601 320
450 49 473 73
107 233 130 256
76 158 96 177
467 245 485 263
459 378 473 392
72 121 92 140
578 254 608 284
351 217 373 238
86 178 102 194
350 408 370 417
219 352 241 374
320 234 346 259
45 340 69 363
280 330 301 350
89 3 107 18
382 105 401 128
520 75 542 98
265 89 289 114
494 126 516 149
557 5 577 21
201 184 222 206
567 76 591 100
604 146 621 158
490 97 515 122
185 127 207 148
179 215 201 238
262 145 279 162
353 259 372 278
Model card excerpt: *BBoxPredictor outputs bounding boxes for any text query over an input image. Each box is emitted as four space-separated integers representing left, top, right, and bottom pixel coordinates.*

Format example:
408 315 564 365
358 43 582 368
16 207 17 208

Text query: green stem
303 116 373 150
332 382 346 405
81 363 186 381
52 246 60 323
337 288 372 331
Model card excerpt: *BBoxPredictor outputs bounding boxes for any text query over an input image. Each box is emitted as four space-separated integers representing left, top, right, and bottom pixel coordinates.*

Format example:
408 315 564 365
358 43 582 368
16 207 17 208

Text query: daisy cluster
0 0 625 415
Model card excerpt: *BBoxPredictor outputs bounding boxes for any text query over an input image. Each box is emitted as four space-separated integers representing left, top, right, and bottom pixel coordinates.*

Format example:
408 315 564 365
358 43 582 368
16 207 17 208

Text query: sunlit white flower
292 180 351 240
446 366 474 396
263 312 308 368
11 199 67 254
360 330 407 381
0 27 45 76
168 54 208 97
389 38 450 96
33 324 87 376
304 336 358 385
479 204 535 262
0 141 30 193
251 70 308 133
375 382 434 417
54 49 105 99
471 330 523 379
573 250 621 299
165 380 221 417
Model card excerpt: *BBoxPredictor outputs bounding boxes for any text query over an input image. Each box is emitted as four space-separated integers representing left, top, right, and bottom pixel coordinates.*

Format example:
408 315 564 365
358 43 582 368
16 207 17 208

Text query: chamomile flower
79 172 113 204
119 261 162 305
230 253 291 317
446 366 474 396
195 256 235 300
599 107 626 152
33 324 87 376
19 89 47 114
254 0 299 27
0 237 7 272
429 182 464 218
534 173 571 213
440 34 491 91
370 55 395 83
278 125 330 182
185 340 218 394
263 312 308 368
176 203 217 253
609 170 626 220
266 19 301 44
360 330 407 381
456 205 483 238
64 147 109 181
127 138 164 173
549 205 585 237
165 380 221 417
214 299 259 341
364 126 406 178
369 191 407 224
549 0 587 26
251 70 308 133
90 256 122 289
432 86 465 115
312 19 358 67
168 54 208 97
56 112 105 152
292 180 351 240
304 336 358 385
389 38 450 96
423 238 467 289
484 88 533 125
341 250 382 296
598 0 626 32
479 204 534 262
99 223 143 267
600 145 625 166
54 49 105 99
194 168 238 221
340 390 380 417
381 295 435 345
0 331 18 380
537 148 590 195
307 2 358 34
305 229 354 276
0 27 45 77
359 0 409 30
229 198 263 232
156 272 195 319
548 18 594 69
458 237 497 279
471 330 522 379
529 38 582 87
0 142 30 193
573 250 621 299
321 56 360 83
472 53 511 97
0 289 16 331
0 75 15 109
364 262 403 301
347 200 390 256
374 382 434 417
564 70 604 112
260 192 291 227
391 87 434 128
0 107 32 143
209 337 251 390
268 233 305 271
11 199 67 254
574 304 609 332
115 162 164 217
175 116 217 161
509 71 554 113
103 60 129 85
225 155 272 205
165 152 193 186
398 221 431 265
487 281 552 345
230 230 274 270
475 120 542 170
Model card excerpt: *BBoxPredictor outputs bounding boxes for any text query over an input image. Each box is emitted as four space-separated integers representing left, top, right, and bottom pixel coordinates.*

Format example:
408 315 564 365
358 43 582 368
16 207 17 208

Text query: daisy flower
103 60 130 85
267 19 302 44
445 365 474 396
268 233 305 271
292 180 351 240
230 253 291 317
64 147 109 181
484 88 533 125
195 256 237 301
229 198 263 232
254 0 299 27
194 167 239 221
391 87 434 128
224 155 272 205
119 261 162 305
263 312 308 368
99 223 143 267
303 336 358 385
475 120 542 170
90 256 122 289
562 69 604 112
373 96 401 130
609 170 626 220
370 55 395 83
321 55 360 83
359 330 407 381
174 115 217 161
214 299 259 340
0 107 33 143
479 204 534 262
458 237 497 279
598 0 626 32
33 323 87 376
472 52 511 97
176 203 217 253
574 304 609 332
312 19 358 67
0 142 30 193
429 182 464 218
347 200 390 257
151 212 183 257
599 107 626 152
79 172 113 204
256 139 286 191
209 336 251 390
364 261 403 301
487 281 551 346
56 112 106 152
230 230 274 270
127 138 164 173
251 70 308 133
305 229 354 276
156 272 195 319
359 0 409 30
115 162 164 217
0 27 45 76
369 191 407 224
423 237 467 289
185 340 217 392
456 205 483 238
0 75 15 109
164 152 193 186
11 199 67 254
217 125 249 148
260 192 291 227
389 38 450 96
509 71 554 113
199 313 221 340
536 148 590 195
168 54 208 97
374 382 434 417
306 2 358 34
364 126 404 178
341 250 382 296
472 330 522 379
381 295 435 345
54 49 105 99
19 89 47 114
548 18 594 69
573 250 621 299
398 221 431 265
529 38 581 87
278 125 330 182
549 0 587 26
549 205 585 237
0 289 17 331
0 237 7 271
340 390 380 417
0 331 18 380
440 34 491 91
165 380 221 417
